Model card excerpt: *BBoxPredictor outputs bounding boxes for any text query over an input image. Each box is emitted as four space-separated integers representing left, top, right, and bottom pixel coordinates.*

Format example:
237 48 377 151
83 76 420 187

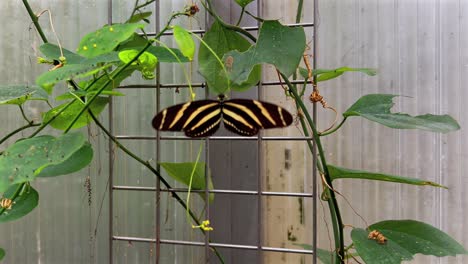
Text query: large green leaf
343 94 460 133
77 23 144 58
0 248 4 260
40 43 120 66
0 85 48 105
36 64 112 94
36 143 93 177
0 184 38 223
0 132 88 192
224 20 305 84
328 165 446 188
199 21 261 94
159 162 214 202
42 96 109 130
173 25 195 61
40 43 85 64
352 220 467 264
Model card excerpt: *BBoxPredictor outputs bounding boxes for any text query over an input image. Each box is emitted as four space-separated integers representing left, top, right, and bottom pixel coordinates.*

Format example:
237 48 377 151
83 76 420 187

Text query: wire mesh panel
108 0 317 263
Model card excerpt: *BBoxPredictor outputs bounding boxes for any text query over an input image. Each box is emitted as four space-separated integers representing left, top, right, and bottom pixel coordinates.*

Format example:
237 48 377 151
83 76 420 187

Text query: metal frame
108 1 318 263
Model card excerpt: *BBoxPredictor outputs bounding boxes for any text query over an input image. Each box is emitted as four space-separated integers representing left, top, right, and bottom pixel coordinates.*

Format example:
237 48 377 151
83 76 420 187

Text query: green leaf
36 63 112 94
83 65 137 92
39 43 85 64
343 94 460 133
0 132 88 192
173 25 195 61
234 0 254 7
328 165 447 188
352 220 468 264
0 247 4 260
147 46 189 63
0 184 39 223
55 90 124 101
293 244 335 264
127 11 152 23
315 67 376 82
77 23 145 58
118 50 158 79
198 21 261 94
42 96 109 130
37 143 93 177
118 34 189 63
81 52 121 65
159 162 214 202
224 20 305 84
0 85 48 105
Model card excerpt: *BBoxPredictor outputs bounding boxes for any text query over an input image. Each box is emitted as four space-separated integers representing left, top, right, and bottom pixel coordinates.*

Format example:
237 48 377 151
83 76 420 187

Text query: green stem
235 7 245 26
19 105 32 124
282 73 345 263
202 0 257 42
0 123 40 145
319 118 347 137
63 12 182 133
88 111 225 263
296 0 304 23
22 0 48 43
130 0 156 19
29 99 75 137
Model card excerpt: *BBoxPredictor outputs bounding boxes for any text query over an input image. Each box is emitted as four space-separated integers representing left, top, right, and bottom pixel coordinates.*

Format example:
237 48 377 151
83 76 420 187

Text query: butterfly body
152 96 293 138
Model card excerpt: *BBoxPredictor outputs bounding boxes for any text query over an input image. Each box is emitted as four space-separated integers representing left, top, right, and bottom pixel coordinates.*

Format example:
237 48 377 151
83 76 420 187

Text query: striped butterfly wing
152 100 222 138
222 99 293 136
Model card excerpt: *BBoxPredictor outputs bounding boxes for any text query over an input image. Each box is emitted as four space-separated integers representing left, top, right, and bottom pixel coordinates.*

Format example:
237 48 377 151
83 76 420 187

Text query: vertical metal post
204 8 211 264
155 1 161 263
256 1 264 263
312 0 319 263
107 0 114 263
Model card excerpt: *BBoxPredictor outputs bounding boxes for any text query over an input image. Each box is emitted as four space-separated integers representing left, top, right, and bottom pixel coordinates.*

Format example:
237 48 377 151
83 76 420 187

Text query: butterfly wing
152 100 222 138
222 99 293 136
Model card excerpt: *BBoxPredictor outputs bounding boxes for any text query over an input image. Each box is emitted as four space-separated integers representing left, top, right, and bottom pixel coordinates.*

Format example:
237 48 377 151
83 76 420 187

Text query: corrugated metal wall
0 0 466 263
318 1 468 263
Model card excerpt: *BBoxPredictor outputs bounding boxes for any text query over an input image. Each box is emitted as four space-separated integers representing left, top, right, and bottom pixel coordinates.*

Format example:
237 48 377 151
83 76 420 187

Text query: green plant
0 1 464 263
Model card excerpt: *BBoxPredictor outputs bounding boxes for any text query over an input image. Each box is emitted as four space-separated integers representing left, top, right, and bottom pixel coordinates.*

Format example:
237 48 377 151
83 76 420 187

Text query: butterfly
152 95 293 138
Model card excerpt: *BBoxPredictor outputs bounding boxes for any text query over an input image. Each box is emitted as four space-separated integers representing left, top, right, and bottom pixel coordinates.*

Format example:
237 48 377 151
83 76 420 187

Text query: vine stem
320 118 347 137
22 0 47 43
129 0 156 19
63 11 185 133
0 123 40 145
88 111 225 263
201 0 256 42
21 2 225 262
19 105 32 124
235 7 245 26
281 73 345 263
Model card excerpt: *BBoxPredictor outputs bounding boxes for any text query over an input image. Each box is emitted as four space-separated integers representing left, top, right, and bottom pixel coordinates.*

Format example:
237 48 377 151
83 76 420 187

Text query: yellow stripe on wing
168 102 191 129
224 101 264 127
223 108 254 129
253 100 276 126
182 102 219 129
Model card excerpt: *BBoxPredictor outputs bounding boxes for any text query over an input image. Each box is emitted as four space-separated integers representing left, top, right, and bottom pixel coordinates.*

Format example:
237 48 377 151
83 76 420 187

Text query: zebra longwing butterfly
152 95 293 138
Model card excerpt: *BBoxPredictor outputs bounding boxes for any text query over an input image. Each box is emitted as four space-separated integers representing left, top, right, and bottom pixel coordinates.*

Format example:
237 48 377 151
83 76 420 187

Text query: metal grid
107 0 318 263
